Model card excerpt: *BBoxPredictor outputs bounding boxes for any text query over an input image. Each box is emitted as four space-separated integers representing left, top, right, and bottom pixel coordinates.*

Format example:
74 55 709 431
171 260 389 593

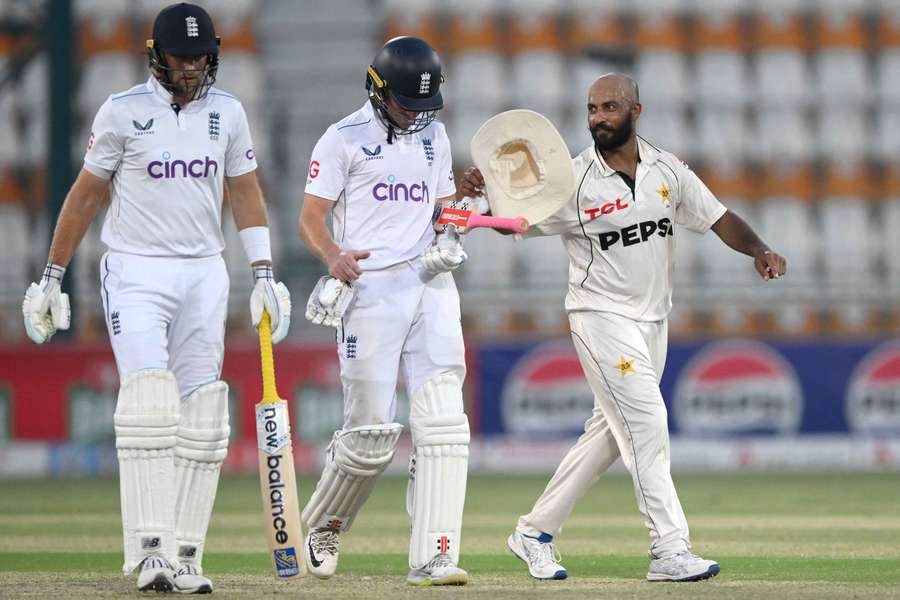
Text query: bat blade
437 207 529 233
256 312 306 579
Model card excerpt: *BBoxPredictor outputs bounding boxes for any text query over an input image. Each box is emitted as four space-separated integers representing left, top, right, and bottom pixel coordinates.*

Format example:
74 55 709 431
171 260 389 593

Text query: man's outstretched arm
710 210 787 281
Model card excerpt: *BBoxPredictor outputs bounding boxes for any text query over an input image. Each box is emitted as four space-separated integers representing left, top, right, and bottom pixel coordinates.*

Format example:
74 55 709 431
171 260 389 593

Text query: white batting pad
114 369 180 573
301 423 403 531
174 381 230 569
407 373 470 568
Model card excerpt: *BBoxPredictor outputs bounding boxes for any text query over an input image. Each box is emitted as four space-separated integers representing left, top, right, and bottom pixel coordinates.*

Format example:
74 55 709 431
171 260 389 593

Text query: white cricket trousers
99 251 229 397
336 260 466 428
517 310 691 559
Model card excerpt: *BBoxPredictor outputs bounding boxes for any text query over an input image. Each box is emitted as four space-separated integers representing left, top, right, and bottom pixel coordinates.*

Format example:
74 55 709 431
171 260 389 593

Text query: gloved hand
421 226 467 274
22 264 71 344
305 276 355 328
250 265 291 343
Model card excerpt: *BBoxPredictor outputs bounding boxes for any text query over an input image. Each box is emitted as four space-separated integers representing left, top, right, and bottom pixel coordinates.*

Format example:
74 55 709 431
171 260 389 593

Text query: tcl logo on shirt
583 198 628 221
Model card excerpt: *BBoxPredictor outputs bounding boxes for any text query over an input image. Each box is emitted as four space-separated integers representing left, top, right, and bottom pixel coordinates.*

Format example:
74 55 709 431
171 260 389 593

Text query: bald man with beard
460 73 786 582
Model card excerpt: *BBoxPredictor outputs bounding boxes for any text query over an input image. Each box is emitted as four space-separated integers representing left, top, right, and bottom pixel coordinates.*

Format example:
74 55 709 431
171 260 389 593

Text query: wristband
41 264 67 285
252 264 274 281
238 226 272 265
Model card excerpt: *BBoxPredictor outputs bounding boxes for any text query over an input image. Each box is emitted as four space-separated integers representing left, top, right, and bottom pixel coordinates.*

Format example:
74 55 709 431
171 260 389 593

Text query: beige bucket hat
470 109 575 224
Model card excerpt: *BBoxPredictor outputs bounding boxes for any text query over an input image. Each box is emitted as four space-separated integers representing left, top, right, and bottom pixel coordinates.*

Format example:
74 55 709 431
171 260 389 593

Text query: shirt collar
592 137 659 176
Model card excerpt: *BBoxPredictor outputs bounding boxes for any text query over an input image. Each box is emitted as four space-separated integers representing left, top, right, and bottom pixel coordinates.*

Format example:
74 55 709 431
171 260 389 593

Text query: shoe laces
176 563 201 576
141 554 174 571
311 528 340 556
523 536 562 568
424 552 455 570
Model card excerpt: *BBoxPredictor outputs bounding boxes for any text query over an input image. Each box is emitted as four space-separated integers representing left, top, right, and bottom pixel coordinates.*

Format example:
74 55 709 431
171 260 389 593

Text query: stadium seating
1 0 898 340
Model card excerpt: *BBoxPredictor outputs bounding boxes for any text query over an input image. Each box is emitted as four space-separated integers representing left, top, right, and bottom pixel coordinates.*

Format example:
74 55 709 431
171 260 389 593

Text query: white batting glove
421 226 467 274
250 265 291 343
22 264 71 344
305 276 355 328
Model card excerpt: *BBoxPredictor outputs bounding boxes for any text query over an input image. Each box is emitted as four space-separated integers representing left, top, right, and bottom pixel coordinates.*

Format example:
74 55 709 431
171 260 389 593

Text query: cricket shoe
137 554 176 592
174 563 213 594
646 551 720 582
306 527 340 579
406 553 468 586
507 530 568 580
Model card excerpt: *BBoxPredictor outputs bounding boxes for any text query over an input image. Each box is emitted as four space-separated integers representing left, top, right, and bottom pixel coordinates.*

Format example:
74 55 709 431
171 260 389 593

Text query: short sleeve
304 126 350 201
83 97 123 180
435 124 456 199
224 103 257 177
673 161 727 233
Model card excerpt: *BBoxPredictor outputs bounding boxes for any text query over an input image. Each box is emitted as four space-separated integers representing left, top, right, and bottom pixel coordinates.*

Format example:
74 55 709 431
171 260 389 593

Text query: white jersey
84 76 258 258
304 102 456 270
529 138 727 321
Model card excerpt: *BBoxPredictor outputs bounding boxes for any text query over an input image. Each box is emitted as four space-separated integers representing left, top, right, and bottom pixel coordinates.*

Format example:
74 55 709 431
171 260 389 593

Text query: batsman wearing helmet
298 37 470 586
21 3 290 593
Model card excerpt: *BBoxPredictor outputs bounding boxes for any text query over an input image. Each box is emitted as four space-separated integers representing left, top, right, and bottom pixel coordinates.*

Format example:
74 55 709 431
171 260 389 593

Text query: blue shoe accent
680 563 720 582
553 570 568 580
535 532 553 543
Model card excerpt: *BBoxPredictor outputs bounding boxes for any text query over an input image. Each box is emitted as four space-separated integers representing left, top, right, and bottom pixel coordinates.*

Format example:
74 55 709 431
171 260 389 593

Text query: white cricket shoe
137 554 176 592
174 563 213 594
647 551 720 582
507 530 568 580
305 527 340 579
406 553 468 586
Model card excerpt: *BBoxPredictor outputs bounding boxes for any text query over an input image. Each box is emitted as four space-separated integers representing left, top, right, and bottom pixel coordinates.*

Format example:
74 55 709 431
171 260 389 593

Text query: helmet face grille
148 41 218 102
368 86 438 136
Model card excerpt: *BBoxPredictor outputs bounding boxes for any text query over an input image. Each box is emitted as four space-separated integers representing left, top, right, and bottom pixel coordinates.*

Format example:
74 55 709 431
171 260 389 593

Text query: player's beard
591 110 634 152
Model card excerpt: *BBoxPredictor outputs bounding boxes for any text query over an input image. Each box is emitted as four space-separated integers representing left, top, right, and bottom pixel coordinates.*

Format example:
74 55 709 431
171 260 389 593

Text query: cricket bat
437 206 529 233
256 311 306 579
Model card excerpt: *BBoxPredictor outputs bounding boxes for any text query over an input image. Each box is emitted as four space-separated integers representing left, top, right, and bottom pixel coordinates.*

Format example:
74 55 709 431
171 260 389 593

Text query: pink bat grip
466 213 529 233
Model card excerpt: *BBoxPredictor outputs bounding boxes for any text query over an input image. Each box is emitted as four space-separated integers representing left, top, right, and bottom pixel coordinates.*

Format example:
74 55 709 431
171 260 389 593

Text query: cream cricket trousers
100 251 229 398
517 310 691 559
336 260 466 428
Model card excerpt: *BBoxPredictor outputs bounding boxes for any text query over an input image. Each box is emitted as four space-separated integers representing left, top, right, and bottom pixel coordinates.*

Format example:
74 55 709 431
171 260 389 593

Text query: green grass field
2 473 899 598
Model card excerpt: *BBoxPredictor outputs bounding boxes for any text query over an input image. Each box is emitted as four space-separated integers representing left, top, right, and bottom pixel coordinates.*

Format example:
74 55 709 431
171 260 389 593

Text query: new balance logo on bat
265 453 291 545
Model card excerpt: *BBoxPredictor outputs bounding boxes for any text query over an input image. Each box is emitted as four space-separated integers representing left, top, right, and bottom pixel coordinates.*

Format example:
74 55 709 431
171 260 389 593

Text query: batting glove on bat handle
421 226 468 274
251 265 292 344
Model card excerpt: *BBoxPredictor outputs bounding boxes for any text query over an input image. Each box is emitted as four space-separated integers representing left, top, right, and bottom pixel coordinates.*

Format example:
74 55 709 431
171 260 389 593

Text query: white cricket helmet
470 109 575 225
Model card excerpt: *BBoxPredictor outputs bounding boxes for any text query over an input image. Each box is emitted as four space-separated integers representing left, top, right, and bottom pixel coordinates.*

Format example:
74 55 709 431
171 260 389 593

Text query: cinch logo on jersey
501 342 593 435
598 218 673 250
372 174 430 203
846 342 900 435
147 152 219 179
673 340 803 436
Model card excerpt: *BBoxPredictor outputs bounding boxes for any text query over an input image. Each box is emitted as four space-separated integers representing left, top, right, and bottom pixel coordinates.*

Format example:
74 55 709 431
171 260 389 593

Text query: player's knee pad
174 381 230 566
301 423 403 532
407 373 470 568
114 369 180 573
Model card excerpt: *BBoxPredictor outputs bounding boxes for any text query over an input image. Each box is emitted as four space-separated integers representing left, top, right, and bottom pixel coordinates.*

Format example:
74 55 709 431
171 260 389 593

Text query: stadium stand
0 0 897 340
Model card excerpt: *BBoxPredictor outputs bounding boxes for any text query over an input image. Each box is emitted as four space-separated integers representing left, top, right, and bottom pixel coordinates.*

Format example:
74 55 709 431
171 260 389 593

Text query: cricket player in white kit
299 37 470 586
21 3 291 593
461 74 787 582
